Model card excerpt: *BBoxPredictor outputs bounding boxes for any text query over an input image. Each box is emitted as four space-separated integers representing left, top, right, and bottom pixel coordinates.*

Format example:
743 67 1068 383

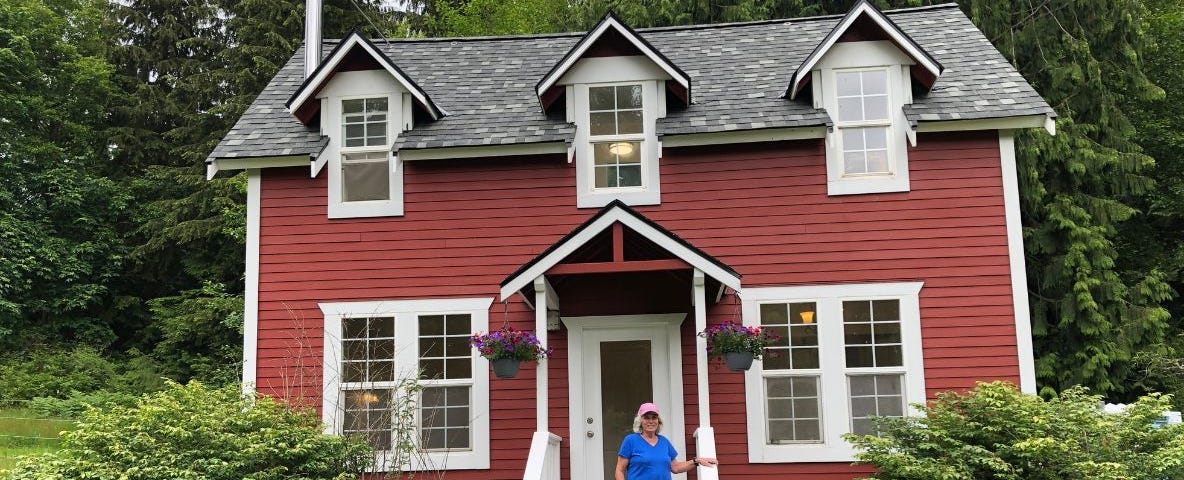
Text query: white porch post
693 269 710 426
692 269 719 480
533 276 557 432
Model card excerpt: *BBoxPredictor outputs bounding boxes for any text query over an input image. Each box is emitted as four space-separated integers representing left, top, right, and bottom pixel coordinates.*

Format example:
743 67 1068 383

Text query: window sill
826 175 910 196
328 199 404 219
747 443 856 463
577 189 660 208
371 449 490 471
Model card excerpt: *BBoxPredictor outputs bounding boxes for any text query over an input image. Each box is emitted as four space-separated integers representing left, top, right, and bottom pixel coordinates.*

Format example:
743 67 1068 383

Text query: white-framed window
815 41 912 196
562 56 667 208
321 70 407 219
321 297 492 471
743 282 925 463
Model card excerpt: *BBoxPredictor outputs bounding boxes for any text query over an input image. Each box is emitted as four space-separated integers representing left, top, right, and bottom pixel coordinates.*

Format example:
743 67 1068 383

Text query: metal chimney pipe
304 0 322 78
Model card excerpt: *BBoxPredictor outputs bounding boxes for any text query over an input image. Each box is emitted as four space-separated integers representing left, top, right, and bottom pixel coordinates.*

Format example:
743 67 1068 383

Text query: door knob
586 431 594 438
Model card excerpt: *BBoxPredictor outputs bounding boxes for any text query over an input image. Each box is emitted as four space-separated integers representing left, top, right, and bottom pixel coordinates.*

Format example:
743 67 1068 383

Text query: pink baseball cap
637 402 660 416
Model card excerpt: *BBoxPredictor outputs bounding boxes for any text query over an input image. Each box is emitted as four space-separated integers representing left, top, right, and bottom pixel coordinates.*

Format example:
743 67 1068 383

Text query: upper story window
590 85 644 189
321 297 492 471
321 70 407 219
815 42 913 196
743 282 924 463
835 70 890 176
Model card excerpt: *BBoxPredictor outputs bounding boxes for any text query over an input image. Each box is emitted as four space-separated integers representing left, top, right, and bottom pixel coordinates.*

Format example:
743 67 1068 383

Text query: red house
206 1 1055 479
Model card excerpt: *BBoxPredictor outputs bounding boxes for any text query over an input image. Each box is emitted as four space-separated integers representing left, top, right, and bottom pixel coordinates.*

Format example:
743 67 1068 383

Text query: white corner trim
398 142 569 161
537 16 688 100
999 131 1037 393
499 207 742 301
790 2 940 99
742 281 925 464
289 33 439 120
241 169 261 392
660 126 826 148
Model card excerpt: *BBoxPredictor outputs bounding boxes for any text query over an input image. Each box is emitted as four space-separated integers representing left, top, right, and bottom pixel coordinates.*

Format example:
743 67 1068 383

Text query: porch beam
693 269 711 428
546 258 690 275
533 276 553 433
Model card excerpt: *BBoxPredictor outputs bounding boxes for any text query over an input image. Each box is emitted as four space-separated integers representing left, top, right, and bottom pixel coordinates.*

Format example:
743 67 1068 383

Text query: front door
564 315 686 480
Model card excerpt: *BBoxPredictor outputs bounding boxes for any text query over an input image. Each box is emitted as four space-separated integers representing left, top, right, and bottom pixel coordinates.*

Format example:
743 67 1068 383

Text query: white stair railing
694 427 720 480
523 431 562 480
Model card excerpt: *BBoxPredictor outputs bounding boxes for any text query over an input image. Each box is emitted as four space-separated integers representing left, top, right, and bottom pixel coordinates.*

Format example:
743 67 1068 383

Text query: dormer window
590 85 644 189
341 98 390 202
835 69 891 176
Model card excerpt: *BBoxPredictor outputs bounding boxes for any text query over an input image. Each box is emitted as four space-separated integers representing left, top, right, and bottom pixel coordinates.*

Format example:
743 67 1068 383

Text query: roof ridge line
326 3 962 44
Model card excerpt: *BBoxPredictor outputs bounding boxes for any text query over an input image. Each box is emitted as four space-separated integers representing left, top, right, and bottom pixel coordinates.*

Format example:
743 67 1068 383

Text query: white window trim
562 56 667 208
816 41 913 196
320 70 408 219
742 282 925 463
320 297 493 471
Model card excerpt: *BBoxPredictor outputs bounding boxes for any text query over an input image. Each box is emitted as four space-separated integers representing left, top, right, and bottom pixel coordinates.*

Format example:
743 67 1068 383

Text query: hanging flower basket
699 321 780 372
470 327 551 379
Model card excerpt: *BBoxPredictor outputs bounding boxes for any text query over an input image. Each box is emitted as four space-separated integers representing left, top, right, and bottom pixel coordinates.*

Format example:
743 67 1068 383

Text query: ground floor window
742 282 925 463
320 297 492 471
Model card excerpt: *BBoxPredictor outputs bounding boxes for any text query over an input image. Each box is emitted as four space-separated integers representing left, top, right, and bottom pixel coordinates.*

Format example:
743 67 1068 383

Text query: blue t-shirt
617 433 678 480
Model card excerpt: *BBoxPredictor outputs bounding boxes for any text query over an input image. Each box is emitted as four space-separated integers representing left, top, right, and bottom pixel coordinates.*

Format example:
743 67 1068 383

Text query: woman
615 402 717 480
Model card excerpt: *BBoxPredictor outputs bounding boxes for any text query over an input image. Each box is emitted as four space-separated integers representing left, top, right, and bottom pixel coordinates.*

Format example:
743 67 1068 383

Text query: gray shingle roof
208 3 1053 163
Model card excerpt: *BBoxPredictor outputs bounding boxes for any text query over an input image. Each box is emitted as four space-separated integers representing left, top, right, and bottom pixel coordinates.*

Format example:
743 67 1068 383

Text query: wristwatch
692 458 701 467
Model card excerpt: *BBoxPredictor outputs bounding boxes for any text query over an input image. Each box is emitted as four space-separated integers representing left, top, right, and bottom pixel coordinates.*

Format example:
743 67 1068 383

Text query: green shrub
0 347 115 403
5 381 373 480
847 381 1184 480
27 391 138 418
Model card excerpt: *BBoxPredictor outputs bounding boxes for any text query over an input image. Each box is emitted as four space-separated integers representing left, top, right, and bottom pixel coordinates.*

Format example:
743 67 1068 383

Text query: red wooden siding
254 130 1018 480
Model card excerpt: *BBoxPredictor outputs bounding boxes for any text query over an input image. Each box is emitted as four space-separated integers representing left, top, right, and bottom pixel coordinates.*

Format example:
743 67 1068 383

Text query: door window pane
600 340 652 480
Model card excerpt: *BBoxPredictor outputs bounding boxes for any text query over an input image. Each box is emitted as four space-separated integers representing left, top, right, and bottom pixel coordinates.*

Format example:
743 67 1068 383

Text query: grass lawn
0 408 73 472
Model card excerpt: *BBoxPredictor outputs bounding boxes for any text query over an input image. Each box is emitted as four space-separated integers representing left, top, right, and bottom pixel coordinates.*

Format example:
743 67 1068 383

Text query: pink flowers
698 321 780 360
470 327 551 361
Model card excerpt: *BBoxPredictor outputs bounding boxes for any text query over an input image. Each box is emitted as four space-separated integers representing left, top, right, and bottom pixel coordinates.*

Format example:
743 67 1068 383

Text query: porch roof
499 200 741 302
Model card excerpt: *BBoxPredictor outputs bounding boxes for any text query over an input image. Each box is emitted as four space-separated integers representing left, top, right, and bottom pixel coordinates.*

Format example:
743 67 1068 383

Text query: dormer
787 1 943 196
285 32 444 218
537 14 691 208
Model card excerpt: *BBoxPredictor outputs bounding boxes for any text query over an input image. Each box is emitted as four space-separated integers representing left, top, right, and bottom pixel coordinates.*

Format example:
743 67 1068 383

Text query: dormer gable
785 0 942 100
536 13 691 111
286 31 444 125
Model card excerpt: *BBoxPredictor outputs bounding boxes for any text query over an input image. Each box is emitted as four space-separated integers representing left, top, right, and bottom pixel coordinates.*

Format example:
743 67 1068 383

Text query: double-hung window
340 97 391 202
321 298 492 471
589 84 645 190
835 70 891 176
743 282 924 463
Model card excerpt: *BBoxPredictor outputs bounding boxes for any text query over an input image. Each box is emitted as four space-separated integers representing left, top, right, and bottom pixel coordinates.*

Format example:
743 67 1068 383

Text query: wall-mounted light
608 142 635 156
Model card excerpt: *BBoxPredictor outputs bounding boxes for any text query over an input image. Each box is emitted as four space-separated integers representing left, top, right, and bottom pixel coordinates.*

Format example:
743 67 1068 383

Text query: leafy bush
27 391 138 418
847 381 1184 480
0 347 116 403
5 381 373 480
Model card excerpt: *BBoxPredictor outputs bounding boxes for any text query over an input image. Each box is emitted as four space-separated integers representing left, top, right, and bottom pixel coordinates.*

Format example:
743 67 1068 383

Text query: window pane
420 359 444 379
844 152 866 174
617 110 643 134
445 315 471 335
590 112 617 135
343 318 368 339
344 124 365 147
343 99 365 114
368 97 388 113
343 389 392 451
420 338 443 358
342 158 389 202
589 87 615 110
837 97 863 122
344 340 367 361
368 338 395 359
875 345 903 367
877 375 903 395
791 325 817 346
845 323 872 346
873 300 900 321
789 303 816 325
878 397 904 417
343 362 364 383
849 376 875 396
767 326 790 348
846 346 874 368
850 397 876 417
617 165 642 188
794 420 820 441
370 360 393 382
420 315 445 335
866 150 890 173
836 72 861 96
844 301 872 322
763 352 790 370
864 127 888 149
445 358 471 379
864 95 889 120
595 165 616 188
420 386 471 450
760 303 788 325
842 129 865 151
851 418 874 436
617 85 643 109
791 377 818 397
790 348 819 369
444 337 469 357
862 70 888 95
874 323 901 344
793 398 818 418
593 143 615 165
848 374 905 437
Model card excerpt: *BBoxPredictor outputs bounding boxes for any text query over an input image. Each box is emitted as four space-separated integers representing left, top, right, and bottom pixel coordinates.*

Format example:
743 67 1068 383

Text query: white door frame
563 314 687 480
